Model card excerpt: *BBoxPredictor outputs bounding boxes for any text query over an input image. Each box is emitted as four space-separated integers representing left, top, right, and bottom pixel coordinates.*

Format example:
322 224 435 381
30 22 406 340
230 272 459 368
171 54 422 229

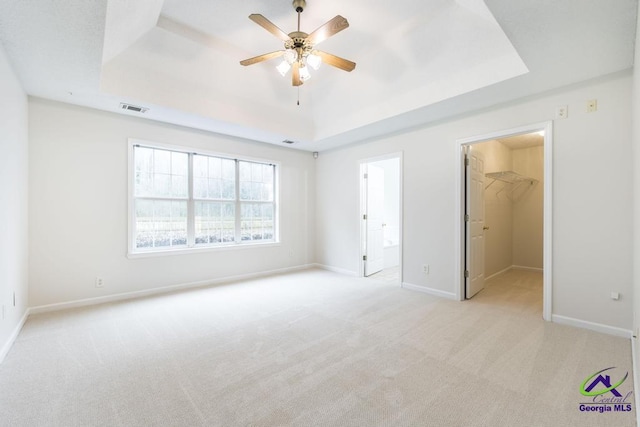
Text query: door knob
483 226 490 230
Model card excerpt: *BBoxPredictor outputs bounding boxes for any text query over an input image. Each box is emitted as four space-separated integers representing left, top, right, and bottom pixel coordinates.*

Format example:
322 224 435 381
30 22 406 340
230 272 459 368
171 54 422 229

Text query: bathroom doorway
360 154 402 285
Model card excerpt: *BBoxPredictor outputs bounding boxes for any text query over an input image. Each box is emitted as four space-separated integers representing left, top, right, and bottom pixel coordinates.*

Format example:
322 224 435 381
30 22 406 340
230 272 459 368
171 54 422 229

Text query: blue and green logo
580 367 628 397
578 367 633 414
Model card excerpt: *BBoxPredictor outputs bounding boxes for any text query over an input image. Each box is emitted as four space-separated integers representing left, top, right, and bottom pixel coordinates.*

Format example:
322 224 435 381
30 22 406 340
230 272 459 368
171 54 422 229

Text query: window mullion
131 147 138 254
134 196 189 201
235 159 241 243
271 164 277 243
187 153 195 247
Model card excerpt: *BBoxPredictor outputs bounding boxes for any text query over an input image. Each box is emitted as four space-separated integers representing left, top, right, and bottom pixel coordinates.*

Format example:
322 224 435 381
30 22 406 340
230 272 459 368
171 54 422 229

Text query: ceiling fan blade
292 62 302 86
306 15 349 45
315 51 356 72
249 14 291 42
240 51 285 66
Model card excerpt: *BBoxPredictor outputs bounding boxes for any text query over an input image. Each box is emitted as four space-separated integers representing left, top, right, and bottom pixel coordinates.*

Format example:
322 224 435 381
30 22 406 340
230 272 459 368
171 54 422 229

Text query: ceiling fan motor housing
286 32 311 49
293 0 306 13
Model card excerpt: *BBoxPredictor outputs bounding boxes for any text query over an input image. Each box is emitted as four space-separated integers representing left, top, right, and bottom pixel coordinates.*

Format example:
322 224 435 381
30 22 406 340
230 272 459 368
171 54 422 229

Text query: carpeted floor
0 268 635 426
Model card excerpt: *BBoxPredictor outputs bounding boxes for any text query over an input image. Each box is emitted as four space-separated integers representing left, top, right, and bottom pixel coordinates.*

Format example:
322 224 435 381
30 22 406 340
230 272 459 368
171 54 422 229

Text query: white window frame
128 139 279 257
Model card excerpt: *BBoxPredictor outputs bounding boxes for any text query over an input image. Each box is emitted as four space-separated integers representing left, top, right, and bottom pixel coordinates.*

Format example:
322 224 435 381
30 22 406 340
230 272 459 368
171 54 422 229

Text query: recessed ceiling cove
99 0 527 143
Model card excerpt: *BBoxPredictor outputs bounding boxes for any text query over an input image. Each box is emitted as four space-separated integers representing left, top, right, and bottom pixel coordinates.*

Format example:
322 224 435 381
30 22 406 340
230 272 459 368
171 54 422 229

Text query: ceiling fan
240 0 356 87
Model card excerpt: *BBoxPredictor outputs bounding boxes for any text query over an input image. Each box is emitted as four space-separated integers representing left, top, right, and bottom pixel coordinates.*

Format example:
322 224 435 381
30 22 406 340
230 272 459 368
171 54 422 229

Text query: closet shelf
485 171 538 185
485 171 538 200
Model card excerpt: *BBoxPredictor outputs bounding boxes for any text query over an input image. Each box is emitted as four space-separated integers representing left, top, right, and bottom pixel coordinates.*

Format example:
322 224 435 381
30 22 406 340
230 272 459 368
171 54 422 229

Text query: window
130 142 277 254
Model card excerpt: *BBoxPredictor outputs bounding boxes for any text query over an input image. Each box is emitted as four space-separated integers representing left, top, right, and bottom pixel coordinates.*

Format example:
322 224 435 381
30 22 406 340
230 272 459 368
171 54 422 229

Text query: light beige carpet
0 268 635 426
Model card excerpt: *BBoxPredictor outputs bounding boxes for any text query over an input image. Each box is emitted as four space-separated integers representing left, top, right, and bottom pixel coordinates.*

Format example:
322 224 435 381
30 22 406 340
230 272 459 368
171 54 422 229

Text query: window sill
127 241 281 259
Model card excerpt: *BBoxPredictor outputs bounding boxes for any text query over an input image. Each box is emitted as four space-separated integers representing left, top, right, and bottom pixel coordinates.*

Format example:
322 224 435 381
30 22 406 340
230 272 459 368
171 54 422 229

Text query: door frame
454 122 553 321
359 152 404 284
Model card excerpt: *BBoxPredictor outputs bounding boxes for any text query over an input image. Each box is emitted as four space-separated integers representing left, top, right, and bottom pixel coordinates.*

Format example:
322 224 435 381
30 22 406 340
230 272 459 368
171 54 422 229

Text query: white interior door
365 164 385 276
466 148 486 298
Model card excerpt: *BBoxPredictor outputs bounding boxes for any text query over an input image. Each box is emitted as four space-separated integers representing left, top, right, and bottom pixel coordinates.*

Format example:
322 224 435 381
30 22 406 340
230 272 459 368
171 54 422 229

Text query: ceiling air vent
120 103 148 113
282 140 296 144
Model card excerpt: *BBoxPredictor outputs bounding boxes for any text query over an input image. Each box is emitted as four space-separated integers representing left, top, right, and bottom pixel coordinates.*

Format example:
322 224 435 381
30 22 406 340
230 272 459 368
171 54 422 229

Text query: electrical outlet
586 99 597 113
555 105 568 119
95 277 104 288
422 264 429 275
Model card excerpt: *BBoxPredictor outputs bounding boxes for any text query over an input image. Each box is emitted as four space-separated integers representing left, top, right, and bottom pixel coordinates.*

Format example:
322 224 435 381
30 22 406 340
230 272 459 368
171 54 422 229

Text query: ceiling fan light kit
240 0 356 88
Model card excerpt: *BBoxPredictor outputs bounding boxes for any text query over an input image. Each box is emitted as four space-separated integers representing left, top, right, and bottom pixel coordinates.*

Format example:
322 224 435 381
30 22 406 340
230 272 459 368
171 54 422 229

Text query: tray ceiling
0 0 636 151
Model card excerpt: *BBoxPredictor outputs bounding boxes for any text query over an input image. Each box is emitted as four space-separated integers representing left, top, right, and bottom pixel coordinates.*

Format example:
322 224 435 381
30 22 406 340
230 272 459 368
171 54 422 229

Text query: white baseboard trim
312 263 358 277
551 314 633 338
401 282 457 300
512 265 544 272
631 336 640 427
30 264 314 315
0 308 30 364
485 266 513 281
485 265 543 282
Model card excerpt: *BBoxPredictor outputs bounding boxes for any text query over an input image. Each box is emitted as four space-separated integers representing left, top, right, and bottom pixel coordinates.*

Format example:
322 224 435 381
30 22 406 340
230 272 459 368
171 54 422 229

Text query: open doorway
456 123 552 320
359 154 402 285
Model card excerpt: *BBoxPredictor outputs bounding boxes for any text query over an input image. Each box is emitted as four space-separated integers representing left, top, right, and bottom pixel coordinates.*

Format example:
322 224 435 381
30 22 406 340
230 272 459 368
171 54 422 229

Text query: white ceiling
497 133 544 150
0 0 637 152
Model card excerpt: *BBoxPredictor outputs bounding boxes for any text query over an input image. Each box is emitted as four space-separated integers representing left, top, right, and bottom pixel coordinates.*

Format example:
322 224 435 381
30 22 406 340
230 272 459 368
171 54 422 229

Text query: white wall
0 42 29 360
316 71 633 330
512 146 544 269
28 99 316 307
632 4 640 374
